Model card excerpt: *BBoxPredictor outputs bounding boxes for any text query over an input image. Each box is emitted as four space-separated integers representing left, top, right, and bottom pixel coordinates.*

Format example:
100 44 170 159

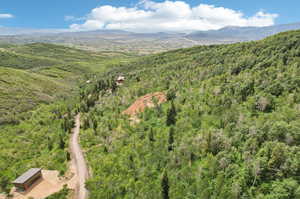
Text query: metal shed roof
12 168 42 184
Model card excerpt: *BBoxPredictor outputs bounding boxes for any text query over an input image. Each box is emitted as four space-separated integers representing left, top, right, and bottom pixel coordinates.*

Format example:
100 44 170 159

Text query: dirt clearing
10 170 76 199
123 92 167 116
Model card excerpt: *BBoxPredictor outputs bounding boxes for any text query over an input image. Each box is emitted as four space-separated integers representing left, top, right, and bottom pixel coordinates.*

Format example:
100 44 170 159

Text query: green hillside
0 67 69 122
0 43 131 124
79 30 300 198
0 43 132 194
0 43 111 70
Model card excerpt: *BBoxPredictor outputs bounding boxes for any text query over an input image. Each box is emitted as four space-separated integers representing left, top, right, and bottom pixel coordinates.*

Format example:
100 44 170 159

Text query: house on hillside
116 76 125 86
12 168 42 192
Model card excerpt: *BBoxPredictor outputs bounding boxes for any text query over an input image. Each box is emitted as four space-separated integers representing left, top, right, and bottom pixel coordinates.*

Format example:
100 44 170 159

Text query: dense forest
78 30 300 198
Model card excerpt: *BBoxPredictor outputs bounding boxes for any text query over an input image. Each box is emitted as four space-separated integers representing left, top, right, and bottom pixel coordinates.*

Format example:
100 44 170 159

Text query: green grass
0 43 134 71
0 66 70 124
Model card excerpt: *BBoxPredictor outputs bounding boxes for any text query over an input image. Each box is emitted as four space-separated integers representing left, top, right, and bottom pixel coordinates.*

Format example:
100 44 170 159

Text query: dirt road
70 114 89 199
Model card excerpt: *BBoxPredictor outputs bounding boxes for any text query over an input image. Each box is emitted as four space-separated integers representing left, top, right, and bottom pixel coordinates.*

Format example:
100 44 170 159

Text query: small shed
12 168 42 191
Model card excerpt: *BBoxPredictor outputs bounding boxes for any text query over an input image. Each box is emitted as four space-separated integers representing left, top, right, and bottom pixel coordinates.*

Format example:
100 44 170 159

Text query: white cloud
0 13 14 19
69 0 278 32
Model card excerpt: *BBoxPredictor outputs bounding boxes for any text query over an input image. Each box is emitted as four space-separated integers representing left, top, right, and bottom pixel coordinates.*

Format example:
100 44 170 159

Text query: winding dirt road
70 114 89 199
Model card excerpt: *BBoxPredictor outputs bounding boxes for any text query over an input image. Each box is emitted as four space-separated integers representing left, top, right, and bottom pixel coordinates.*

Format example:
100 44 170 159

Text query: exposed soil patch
123 92 167 117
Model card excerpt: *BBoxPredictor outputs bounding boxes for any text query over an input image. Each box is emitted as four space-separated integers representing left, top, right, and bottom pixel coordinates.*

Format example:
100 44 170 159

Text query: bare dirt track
70 114 89 199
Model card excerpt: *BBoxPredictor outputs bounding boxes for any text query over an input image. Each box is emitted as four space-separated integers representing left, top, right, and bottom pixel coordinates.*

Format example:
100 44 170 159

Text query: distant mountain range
0 27 69 35
0 29 195 54
187 22 300 42
0 22 299 54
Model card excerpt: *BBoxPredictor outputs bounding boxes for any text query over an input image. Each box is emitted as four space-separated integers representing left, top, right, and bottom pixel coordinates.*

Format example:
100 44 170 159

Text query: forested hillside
79 30 300 198
0 43 131 124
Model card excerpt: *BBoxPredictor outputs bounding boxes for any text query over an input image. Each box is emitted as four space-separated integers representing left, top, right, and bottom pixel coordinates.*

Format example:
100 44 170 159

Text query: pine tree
59 134 65 149
103 146 108 153
47 136 53 151
167 89 176 101
161 171 170 199
166 101 177 126
149 128 155 142
111 78 117 93
168 127 175 151
67 151 71 161
93 118 98 135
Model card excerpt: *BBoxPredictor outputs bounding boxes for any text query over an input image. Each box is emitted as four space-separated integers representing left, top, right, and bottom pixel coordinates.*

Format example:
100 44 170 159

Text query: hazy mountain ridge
0 27 69 36
0 22 299 54
0 30 197 55
187 22 300 41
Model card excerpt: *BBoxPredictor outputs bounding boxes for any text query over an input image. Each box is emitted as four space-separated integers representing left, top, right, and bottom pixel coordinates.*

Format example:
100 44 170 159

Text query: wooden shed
12 168 42 191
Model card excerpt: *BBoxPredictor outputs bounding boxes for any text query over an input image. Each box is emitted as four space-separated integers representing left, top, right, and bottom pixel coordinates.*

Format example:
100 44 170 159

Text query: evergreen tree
47 136 53 151
66 151 71 161
166 101 177 126
167 89 176 101
111 78 117 93
149 128 155 142
161 171 170 199
168 127 175 151
59 134 65 149
93 118 98 134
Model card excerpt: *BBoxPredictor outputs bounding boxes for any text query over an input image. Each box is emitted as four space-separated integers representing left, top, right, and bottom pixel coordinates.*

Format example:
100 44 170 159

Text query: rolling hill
187 22 300 42
0 43 131 124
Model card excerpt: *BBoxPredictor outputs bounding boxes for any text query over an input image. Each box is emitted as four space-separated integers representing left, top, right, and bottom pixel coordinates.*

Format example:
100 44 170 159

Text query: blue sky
0 0 299 32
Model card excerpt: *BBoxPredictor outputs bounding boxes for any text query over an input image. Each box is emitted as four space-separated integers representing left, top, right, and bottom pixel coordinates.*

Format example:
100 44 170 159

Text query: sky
0 0 299 32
